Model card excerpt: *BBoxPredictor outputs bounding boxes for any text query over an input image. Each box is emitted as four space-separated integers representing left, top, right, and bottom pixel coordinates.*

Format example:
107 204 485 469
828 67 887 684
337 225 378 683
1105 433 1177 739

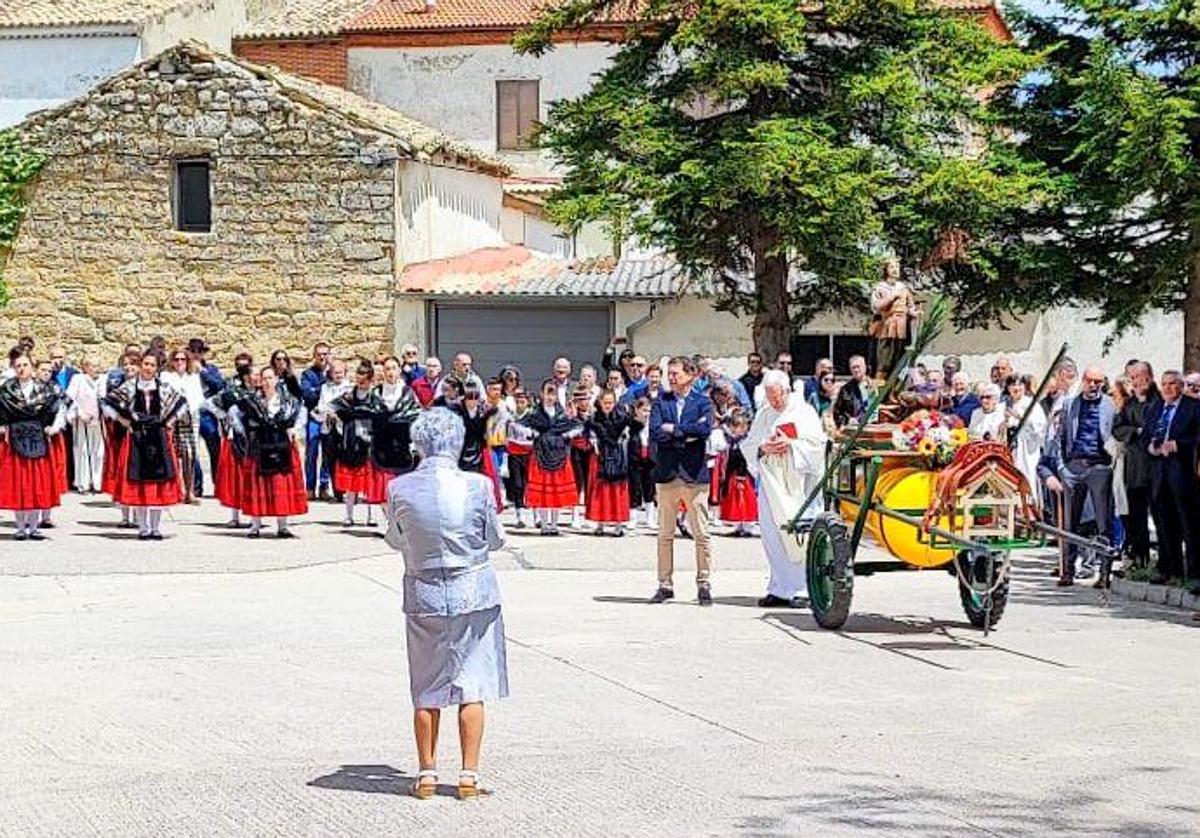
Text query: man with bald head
1041 363 1116 586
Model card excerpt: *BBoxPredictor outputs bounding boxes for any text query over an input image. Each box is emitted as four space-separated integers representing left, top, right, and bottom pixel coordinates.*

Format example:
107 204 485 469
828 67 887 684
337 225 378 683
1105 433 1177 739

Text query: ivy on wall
0 130 46 306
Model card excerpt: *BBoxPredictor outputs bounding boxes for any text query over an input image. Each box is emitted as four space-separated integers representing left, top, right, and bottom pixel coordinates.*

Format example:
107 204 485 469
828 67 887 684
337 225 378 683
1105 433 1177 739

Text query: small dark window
174 160 211 232
496 80 539 151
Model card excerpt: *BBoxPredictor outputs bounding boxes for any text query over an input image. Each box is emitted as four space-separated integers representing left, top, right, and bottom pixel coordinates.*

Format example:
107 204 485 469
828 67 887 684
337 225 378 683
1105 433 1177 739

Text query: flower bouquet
891 410 969 467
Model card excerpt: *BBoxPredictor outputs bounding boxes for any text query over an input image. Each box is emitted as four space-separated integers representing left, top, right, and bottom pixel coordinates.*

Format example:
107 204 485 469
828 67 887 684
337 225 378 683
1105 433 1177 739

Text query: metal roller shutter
434 304 611 381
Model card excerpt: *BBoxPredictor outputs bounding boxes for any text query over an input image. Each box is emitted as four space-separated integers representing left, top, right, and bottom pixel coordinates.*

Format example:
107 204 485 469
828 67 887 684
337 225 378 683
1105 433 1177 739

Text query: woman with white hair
384 407 508 801
968 383 1007 442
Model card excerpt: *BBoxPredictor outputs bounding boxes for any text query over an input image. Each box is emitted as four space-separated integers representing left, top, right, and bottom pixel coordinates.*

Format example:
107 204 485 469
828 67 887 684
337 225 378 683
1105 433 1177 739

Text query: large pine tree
517 0 1050 359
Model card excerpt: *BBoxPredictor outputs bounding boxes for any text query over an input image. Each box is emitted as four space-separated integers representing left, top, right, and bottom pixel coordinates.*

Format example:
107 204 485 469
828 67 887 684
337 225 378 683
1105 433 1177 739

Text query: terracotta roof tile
0 0 203 29
347 0 641 32
239 0 378 39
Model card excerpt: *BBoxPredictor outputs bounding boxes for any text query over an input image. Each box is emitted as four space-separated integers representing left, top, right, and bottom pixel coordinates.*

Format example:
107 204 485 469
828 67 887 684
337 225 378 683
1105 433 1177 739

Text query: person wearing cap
192 338 226 497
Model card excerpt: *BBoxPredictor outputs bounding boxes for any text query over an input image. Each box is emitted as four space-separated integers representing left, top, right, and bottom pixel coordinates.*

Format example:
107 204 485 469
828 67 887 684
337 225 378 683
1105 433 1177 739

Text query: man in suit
1042 364 1116 586
1144 370 1200 587
649 356 714 606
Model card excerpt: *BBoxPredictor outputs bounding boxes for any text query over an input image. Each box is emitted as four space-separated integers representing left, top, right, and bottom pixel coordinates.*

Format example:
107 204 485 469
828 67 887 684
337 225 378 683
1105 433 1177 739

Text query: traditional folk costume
518 404 581 535
0 378 67 540
454 402 503 510
234 388 308 537
627 414 657 529
204 381 254 527
745 393 826 601
331 387 388 525
584 408 632 533
504 408 534 527
371 382 421 484
103 377 187 539
719 433 759 536
65 371 105 493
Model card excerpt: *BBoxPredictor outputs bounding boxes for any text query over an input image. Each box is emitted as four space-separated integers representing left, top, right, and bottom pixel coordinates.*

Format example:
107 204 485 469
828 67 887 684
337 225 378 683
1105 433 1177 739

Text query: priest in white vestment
745 370 827 608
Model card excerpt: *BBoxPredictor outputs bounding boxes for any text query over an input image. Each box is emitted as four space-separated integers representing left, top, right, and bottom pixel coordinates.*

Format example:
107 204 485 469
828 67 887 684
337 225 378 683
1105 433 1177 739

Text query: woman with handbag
102 352 187 540
234 366 308 538
0 354 67 541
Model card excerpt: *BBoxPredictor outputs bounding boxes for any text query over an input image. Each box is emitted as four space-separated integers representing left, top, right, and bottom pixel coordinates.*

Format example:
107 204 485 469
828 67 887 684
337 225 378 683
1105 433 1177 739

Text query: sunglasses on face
173 356 188 362
821 376 835 383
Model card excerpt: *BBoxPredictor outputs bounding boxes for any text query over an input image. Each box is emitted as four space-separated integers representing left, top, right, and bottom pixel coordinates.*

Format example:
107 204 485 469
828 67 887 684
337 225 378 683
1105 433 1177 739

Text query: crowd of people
2 332 1199 600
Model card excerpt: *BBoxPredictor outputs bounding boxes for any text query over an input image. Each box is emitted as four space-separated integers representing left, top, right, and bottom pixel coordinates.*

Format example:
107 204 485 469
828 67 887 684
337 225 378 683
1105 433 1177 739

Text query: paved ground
1 494 1197 837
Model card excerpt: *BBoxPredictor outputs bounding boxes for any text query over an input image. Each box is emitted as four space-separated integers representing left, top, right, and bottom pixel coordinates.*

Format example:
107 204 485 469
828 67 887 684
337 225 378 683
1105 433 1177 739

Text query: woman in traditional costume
517 378 582 536
331 360 387 527
103 352 186 540
235 366 308 538
203 359 254 528
584 389 631 536
0 354 67 541
370 356 421 508
452 384 502 510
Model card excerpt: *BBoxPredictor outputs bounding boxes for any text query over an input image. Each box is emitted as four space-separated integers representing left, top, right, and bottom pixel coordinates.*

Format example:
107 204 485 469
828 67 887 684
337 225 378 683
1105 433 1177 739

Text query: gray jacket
1051 394 1116 472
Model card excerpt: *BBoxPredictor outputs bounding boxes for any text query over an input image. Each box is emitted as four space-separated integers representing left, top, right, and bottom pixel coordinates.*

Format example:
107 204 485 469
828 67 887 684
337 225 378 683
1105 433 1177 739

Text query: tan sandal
456 770 480 801
410 768 438 800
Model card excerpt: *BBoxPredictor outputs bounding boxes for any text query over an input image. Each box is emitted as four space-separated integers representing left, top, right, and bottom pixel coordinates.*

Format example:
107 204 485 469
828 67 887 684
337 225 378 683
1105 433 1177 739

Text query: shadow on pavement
734 769 1187 835
308 764 457 798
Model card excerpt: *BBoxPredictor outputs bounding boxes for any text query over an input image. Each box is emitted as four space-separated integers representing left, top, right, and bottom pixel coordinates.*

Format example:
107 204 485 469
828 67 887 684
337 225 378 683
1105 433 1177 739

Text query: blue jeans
305 419 329 491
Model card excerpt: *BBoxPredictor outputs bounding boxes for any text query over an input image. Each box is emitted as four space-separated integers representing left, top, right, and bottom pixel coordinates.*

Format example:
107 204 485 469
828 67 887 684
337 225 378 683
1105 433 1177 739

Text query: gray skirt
405 606 509 709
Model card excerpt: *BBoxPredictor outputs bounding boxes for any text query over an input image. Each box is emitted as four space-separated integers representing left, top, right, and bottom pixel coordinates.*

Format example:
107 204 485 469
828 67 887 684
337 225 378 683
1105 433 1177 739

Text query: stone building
0 41 513 362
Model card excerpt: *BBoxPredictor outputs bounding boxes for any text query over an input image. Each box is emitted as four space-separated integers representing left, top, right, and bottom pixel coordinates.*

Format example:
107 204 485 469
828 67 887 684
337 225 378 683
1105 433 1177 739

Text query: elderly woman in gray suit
384 407 508 800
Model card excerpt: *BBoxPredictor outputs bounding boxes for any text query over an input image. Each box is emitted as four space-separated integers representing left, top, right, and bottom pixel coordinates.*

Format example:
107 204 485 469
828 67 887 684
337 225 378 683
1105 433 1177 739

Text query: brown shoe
1056 577 1074 587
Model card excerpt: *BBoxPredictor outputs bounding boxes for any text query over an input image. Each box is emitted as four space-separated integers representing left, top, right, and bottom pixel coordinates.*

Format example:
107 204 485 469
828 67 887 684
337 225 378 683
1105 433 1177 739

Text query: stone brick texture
1 49 397 363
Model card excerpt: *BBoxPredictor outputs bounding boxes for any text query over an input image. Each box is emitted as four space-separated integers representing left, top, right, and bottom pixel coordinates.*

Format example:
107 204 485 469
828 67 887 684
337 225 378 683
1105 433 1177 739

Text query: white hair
411 407 464 460
762 369 791 391
980 383 1001 398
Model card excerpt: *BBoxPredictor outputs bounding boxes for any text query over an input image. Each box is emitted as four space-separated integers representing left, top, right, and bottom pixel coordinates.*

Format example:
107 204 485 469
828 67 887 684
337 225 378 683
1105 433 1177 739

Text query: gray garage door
434 304 611 382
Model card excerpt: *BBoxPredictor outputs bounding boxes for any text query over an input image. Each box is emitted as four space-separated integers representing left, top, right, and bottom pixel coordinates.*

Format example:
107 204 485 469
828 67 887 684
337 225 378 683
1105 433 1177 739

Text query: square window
174 160 212 232
496 80 539 151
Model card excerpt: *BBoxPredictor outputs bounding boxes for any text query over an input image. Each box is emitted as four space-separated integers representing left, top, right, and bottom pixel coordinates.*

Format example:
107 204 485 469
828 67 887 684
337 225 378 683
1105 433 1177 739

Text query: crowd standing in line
3 331 1200 606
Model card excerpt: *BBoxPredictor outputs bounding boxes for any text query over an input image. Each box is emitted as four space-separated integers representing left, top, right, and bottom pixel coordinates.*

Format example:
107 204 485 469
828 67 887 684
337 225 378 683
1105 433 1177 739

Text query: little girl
517 378 581 536
585 389 631 536
626 397 656 530
719 410 758 537
504 389 534 528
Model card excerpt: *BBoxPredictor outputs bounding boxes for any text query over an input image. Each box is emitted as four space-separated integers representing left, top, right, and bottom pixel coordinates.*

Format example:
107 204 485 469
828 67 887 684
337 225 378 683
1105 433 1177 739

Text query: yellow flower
950 428 969 447
917 437 937 456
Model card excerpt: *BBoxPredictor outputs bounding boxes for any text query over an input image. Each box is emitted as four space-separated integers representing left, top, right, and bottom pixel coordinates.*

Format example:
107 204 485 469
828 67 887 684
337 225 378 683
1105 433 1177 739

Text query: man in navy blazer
1143 370 1200 586
649 356 714 605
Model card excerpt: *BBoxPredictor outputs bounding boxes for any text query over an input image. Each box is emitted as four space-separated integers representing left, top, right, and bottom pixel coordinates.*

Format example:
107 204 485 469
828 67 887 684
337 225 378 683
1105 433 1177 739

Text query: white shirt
161 370 204 423
969 407 1006 442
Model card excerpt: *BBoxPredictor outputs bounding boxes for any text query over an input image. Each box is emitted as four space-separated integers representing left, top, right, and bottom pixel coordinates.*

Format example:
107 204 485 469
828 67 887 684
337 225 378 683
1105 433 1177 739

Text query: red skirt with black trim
101 421 121 496
49 434 69 494
585 456 630 524
214 438 244 509
239 447 309 517
333 459 387 504
110 433 182 508
525 456 577 510
720 475 758 523
0 439 63 511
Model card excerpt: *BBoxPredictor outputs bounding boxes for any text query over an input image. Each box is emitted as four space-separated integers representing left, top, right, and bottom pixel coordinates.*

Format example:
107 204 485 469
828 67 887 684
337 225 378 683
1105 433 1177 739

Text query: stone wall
0 48 399 364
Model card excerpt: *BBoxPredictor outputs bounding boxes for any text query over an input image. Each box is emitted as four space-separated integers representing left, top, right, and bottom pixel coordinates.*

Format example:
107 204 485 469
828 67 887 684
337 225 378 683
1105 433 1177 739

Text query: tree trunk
1187 247 1200 372
751 230 791 360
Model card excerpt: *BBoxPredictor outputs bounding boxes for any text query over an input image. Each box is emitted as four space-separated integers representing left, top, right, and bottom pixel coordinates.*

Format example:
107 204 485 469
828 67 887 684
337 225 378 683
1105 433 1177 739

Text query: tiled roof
397 246 683 298
0 0 200 28
347 0 641 32
239 0 378 38
350 0 998 34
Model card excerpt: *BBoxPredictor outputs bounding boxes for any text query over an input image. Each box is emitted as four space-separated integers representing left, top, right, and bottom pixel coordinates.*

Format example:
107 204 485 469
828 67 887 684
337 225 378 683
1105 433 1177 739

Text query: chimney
423 0 437 12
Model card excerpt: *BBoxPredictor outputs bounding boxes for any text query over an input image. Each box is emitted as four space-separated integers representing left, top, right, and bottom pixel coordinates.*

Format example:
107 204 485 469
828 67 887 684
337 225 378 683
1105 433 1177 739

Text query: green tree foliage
0 130 46 306
517 0 1049 358
995 0 1200 368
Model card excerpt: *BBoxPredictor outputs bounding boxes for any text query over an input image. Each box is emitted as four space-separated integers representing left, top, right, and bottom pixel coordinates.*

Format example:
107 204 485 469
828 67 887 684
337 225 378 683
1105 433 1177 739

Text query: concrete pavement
1 494 1197 836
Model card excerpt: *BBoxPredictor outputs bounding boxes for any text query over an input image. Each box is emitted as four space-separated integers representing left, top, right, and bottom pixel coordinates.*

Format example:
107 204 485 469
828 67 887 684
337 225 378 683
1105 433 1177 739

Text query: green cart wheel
806 515 854 629
956 550 1009 630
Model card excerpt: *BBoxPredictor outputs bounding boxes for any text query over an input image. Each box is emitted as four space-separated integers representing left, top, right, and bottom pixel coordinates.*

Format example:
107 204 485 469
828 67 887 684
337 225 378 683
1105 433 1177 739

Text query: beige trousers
656 478 712 587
